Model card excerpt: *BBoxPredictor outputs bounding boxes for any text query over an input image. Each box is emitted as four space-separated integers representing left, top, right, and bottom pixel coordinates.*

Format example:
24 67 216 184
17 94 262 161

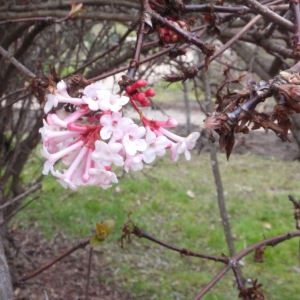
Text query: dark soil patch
9 230 133 300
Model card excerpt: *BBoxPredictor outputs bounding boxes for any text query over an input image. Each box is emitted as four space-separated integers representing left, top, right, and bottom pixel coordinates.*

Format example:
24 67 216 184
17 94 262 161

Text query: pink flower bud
156 118 178 128
136 92 146 102
166 118 178 127
125 86 132 94
140 99 151 107
166 142 172 149
145 88 155 97
131 79 147 91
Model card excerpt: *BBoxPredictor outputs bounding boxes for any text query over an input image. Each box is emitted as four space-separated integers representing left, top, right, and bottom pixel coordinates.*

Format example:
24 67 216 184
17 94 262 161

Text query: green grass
17 152 300 299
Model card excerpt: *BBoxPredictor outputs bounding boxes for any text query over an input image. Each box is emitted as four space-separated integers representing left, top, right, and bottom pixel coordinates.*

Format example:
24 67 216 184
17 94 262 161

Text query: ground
11 230 133 300
9 126 300 300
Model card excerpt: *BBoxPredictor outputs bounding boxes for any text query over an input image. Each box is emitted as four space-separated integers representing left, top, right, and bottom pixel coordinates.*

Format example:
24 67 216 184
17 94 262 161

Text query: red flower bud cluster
126 80 156 107
157 17 189 44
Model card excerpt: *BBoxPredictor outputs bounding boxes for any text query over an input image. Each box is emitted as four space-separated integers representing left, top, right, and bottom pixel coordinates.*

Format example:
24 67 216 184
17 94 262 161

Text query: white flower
82 81 129 112
122 124 147 155
124 154 144 172
44 80 84 113
88 163 118 189
185 132 200 150
143 129 170 163
51 145 89 190
170 132 200 161
40 140 84 174
83 81 107 99
100 112 133 140
44 94 58 114
98 94 129 112
91 140 124 166
83 88 111 111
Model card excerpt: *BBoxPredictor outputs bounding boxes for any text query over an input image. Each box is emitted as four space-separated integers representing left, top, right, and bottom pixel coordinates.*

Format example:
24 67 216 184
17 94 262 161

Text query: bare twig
202 71 242 285
67 19 139 77
202 71 237 257
183 3 289 14
290 0 300 59
130 225 228 263
288 195 300 230
197 15 262 71
0 88 25 103
85 247 93 300
0 196 38 227
243 0 293 31
16 237 90 284
192 262 234 300
193 230 300 299
0 183 41 210
0 46 36 78
125 18 145 80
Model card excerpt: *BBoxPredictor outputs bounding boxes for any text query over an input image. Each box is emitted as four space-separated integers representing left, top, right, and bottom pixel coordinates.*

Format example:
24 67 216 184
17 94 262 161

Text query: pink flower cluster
40 79 200 190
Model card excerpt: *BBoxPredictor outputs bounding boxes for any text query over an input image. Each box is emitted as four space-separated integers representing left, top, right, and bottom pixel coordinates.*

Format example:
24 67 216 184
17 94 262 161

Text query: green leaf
95 219 115 240
90 234 104 248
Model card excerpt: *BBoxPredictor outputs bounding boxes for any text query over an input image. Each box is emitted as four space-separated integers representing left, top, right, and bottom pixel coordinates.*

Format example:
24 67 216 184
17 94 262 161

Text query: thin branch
0 183 41 210
197 15 262 71
0 93 30 113
85 247 93 300
0 11 135 22
232 262 245 293
243 0 293 31
89 44 186 81
202 70 242 279
235 231 300 260
125 18 146 80
16 237 90 284
183 4 251 14
0 88 25 103
67 20 139 77
288 195 300 230
0 196 38 227
89 26 206 81
192 262 234 300
131 225 228 263
0 0 139 12
290 1 300 59
193 230 300 299
183 3 289 14
0 46 36 78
